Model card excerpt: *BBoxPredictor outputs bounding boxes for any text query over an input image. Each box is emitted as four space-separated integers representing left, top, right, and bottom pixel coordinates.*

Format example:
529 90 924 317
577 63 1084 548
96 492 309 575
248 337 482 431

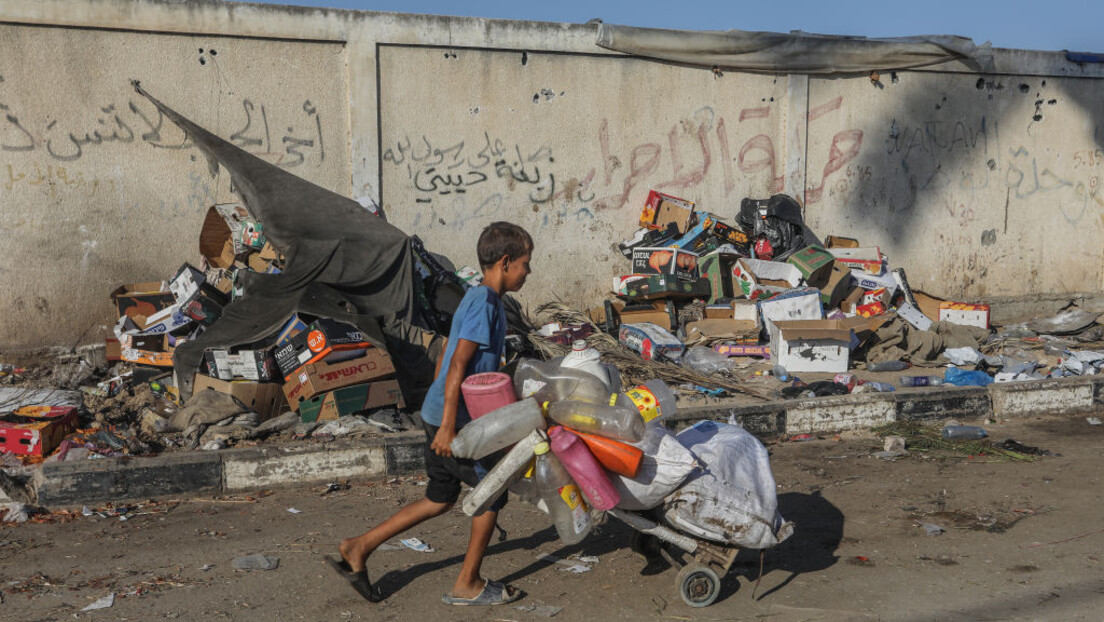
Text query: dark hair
477 221 533 269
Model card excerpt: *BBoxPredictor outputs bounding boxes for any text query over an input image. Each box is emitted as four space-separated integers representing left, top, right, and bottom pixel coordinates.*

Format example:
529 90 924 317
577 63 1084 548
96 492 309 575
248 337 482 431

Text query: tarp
596 24 995 74
130 81 435 402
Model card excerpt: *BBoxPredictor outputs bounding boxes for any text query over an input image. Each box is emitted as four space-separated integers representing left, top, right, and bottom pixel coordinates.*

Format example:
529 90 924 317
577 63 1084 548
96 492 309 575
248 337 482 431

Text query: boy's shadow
372 517 628 599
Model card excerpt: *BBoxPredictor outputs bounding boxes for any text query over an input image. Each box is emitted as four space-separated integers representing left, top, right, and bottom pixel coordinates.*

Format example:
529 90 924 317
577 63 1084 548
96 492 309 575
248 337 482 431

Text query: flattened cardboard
713 344 770 358
769 319 852 373
913 291 946 322
850 269 899 296
121 348 175 367
192 374 288 421
685 318 758 342
896 302 934 332
282 348 397 406
105 338 122 361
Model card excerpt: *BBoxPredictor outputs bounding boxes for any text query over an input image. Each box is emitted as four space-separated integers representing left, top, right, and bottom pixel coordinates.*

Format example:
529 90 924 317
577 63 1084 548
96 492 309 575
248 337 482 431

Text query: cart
610 508 741 608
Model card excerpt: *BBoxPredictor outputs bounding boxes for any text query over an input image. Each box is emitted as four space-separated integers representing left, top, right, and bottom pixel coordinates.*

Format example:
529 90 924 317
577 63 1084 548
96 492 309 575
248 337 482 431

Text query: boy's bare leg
340 497 451 572
450 510 514 599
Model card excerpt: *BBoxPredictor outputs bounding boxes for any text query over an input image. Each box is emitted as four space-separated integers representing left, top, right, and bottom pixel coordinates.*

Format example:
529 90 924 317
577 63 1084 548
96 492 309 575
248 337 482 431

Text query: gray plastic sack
664 420 793 549
611 422 699 510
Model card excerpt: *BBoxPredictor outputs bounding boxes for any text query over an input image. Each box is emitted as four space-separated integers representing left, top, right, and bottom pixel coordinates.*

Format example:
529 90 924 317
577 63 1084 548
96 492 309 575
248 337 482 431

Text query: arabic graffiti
0 88 326 168
3 160 117 199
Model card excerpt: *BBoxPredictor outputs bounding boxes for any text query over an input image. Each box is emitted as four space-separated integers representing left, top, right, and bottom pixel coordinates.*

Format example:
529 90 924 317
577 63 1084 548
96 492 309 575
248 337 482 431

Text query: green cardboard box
623 274 710 300
298 380 404 423
787 245 835 286
700 251 742 304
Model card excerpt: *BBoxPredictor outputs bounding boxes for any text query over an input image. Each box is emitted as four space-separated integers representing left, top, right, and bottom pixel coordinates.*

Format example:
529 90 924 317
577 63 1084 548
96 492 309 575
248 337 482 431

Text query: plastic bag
664 420 793 549
682 345 734 374
611 422 699 510
943 366 994 387
737 194 820 261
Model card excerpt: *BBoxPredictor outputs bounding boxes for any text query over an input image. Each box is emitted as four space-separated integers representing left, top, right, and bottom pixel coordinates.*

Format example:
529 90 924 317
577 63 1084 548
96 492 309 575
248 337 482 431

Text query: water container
463 430 546 516
900 375 944 387
852 381 896 393
513 358 610 404
547 399 645 443
450 398 546 459
548 426 620 511
461 372 517 420
560 340 611 390
534 441 592 544
572 429 643 477
619 379 677 423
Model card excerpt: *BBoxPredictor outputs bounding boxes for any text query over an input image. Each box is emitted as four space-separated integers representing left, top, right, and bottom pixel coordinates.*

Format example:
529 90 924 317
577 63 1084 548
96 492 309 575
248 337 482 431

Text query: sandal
441 579 523 606
325 555 383 603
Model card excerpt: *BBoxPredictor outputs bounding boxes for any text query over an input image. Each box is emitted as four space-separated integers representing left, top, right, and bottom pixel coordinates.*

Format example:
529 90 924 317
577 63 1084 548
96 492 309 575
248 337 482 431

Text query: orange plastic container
570 428 644 478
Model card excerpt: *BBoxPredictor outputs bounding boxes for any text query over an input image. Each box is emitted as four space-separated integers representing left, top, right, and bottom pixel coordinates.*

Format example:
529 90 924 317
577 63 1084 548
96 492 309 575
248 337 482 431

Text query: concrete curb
22 375 1104 507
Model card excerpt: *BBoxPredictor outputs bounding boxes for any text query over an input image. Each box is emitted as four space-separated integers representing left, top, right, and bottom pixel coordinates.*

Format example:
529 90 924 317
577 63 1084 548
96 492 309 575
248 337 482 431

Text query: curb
19 375 1104 508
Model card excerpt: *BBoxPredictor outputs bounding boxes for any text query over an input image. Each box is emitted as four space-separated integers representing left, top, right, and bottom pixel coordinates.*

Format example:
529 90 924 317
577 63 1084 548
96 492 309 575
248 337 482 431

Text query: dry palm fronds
871 421 1038 462
527 302 772 400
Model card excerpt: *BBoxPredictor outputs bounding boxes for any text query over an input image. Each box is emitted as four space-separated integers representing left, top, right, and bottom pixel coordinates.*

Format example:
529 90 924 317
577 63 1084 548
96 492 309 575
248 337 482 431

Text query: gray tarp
596 24 994 74
131 82 435 402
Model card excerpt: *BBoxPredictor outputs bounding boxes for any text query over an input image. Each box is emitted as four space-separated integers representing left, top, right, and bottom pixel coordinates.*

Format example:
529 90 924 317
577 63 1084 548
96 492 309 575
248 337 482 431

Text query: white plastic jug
560 340 611 390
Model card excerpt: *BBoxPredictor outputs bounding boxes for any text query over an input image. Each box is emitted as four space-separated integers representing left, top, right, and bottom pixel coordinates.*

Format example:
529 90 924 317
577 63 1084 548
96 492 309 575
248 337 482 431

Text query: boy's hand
431 426 457 457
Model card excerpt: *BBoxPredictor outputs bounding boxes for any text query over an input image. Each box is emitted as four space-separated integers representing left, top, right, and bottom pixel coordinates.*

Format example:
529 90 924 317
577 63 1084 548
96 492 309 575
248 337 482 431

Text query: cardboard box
631 247 700 282
274 318 371 379
710 220 750 249
713 344 770 358
757 287 824 335
269 315 308 349
850 269 899 296
896 302 933 332
204 349 279 382
199 203 257 269
839 286 864 314
685 318 758 342
818 261 852 308
298 380 405 423
622 274 710 300
105 338 121 361
169 264 206 303
939 302 990 329
0 406 79 456
700 251 741 304
192 374 288 421
283 349 397 406
913 291 946 322
704 303 735 319
122 335 175 367
669 213 716 252
618 300 678 331
111 282 174 321
786 245 835 286
618 225 680 258
130 305 194 336
733 258 803 301
825 235 860 248
640 190 694 233
769 320 853 373
830 247 885 275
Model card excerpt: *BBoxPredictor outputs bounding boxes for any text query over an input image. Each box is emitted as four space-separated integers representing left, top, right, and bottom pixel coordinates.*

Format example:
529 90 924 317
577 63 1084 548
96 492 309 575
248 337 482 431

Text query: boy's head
477 221 533 293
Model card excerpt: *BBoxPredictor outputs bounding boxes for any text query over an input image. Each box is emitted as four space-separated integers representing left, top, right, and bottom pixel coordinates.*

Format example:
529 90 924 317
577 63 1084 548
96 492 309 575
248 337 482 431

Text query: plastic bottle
548 426 620 510
462 430 546 517
852 381 896 393
513 358 611 404
450 398 546 460
899 375 944 387
546 399 646 443
533 441 593 544
618 379 677 423
509 471 548 513
941 425 988 440
867 360 910 372
773 364 788 382
570 429 643 477
560 340 611 390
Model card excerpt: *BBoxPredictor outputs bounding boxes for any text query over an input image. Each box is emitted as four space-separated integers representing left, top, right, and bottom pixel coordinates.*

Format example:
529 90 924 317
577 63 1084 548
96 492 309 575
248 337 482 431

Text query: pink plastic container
548 426 621 511
461 372 517 420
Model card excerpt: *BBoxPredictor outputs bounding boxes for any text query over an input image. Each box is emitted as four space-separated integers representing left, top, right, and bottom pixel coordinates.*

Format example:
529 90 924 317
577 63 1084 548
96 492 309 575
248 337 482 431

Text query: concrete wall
1 0 1103 349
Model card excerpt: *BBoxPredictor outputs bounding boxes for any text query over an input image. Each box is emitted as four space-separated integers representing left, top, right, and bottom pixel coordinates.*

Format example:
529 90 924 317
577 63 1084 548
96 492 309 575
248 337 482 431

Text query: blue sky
238 0 1100 53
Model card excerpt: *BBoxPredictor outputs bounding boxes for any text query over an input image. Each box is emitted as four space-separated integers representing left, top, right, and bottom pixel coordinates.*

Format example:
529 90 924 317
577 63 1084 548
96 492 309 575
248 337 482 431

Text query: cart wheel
676 563 721 608
630 531 663 561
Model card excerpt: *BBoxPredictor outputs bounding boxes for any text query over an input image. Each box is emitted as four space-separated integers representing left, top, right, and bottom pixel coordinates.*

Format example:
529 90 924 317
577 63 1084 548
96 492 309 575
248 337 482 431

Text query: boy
329 221 533 606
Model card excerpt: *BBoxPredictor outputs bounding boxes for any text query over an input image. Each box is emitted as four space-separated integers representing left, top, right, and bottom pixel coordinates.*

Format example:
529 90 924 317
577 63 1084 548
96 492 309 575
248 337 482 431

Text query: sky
236 0 1102 53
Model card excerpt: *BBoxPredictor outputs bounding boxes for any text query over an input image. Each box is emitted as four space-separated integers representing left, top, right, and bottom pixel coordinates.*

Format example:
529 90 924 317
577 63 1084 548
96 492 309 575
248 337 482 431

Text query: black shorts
423 423 508 512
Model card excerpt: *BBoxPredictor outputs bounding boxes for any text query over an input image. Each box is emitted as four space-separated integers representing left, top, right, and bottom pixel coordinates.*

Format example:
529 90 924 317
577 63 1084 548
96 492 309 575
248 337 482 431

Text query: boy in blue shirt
330 221 533 606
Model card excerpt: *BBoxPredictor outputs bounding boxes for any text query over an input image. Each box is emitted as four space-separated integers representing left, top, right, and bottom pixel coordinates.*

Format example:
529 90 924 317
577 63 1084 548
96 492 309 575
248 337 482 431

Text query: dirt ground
2 412 1103 621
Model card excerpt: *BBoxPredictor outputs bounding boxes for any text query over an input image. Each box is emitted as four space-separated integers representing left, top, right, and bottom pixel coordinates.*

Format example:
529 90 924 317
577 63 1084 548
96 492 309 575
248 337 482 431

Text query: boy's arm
430 338 479 457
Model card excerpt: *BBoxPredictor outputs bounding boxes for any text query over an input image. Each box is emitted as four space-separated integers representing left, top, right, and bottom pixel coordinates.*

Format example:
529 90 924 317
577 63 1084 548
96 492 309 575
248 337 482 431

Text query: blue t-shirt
420 285 506 428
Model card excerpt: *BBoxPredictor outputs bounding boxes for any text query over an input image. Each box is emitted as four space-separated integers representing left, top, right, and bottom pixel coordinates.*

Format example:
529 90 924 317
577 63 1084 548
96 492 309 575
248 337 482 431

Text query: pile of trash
528 189 1104 398
453 354 792 552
